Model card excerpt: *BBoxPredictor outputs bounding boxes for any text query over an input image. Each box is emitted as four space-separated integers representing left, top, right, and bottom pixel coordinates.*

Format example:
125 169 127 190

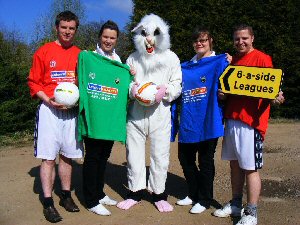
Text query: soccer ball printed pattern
54 82 79 108
135 82 158 106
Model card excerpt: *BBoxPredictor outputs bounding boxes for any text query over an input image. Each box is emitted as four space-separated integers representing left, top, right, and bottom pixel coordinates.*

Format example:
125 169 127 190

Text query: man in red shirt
213 25 284 225
28 11 83 223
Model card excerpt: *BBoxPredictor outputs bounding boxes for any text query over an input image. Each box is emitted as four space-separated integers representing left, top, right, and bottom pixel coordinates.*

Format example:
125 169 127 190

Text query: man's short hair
55 10 79 29
233 24 254 36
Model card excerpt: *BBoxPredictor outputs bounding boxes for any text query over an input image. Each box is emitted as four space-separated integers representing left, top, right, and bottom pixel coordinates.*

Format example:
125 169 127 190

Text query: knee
42 159 56 167
245 169 259 176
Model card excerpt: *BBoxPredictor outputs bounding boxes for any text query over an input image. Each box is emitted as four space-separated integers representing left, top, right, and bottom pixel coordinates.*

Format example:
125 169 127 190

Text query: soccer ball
135 82 158 106
54 82 79 108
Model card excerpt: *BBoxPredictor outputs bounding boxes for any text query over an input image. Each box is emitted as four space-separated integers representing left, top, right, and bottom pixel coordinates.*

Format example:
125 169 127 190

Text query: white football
135 82 158 106
54 82 79 108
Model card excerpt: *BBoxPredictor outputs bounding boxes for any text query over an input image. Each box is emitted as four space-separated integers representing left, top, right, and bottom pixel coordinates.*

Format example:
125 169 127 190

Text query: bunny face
132 14 171 55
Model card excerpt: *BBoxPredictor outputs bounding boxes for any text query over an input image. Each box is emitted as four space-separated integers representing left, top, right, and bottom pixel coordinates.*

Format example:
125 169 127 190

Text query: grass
0 130 33 148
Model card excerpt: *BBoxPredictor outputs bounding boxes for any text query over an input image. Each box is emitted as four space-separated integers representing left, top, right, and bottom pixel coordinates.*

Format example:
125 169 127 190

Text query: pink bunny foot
154 200 174 212
116 199 140 210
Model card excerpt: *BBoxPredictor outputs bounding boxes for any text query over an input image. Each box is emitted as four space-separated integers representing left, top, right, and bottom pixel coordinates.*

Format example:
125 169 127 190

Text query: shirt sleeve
27 51 45 97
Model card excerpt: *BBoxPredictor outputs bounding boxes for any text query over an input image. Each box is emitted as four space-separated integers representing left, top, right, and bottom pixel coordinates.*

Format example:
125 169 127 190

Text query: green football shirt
78 51 132 143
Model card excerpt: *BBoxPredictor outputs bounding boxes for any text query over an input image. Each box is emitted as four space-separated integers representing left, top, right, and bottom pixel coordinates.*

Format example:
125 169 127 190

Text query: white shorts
221 119 263 170
34 102 83 160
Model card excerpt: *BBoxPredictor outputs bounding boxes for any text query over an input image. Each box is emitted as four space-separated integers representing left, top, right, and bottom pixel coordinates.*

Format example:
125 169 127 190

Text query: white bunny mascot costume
117 14 182 212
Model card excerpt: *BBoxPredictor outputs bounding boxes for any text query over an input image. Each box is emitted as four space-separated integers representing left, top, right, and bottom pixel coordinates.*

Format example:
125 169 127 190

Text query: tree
31 0 86 50
130 0 300 118
0 31 36 134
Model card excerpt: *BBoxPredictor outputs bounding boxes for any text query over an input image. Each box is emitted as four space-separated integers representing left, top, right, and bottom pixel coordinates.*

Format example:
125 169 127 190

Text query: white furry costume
126 14 182 195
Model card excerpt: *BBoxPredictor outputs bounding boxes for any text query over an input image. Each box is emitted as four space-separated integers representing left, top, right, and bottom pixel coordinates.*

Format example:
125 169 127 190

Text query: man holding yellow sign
214 25 284 225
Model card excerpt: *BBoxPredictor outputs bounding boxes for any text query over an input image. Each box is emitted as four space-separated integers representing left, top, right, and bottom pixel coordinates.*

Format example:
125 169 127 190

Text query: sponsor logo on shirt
89 72 96 79
51 71 76 83
200 76 206 83
87 83 119 101
87 83 118 95
51 71 75 78
50 60 56 68
190 87 207 96
183 87 207 103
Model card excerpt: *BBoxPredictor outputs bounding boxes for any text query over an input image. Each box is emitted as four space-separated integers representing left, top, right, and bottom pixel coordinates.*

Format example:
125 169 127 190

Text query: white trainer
189 203 207 214
213 202 243 217
176 196 193 206
236 214 257 225
99 195 118 206
88 203 111 216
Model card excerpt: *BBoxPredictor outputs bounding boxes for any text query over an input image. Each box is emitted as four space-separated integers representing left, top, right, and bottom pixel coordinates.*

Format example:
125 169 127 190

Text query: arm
27 53 46 98
163 53 182 102
35 91 66 109
28 49 66 109
126 57 139 100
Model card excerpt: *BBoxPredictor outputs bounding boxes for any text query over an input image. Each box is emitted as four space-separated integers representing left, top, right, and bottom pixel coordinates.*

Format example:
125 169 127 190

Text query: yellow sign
219 66 283 99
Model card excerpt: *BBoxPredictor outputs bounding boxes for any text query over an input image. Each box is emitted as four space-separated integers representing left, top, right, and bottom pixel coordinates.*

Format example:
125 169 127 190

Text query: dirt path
0 122 299 225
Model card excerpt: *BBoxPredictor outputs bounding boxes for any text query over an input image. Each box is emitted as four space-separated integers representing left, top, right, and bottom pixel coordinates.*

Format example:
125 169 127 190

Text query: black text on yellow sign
219 66 283 99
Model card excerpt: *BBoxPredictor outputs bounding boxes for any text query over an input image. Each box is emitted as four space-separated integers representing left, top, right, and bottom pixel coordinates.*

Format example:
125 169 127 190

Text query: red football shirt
224 49 273 139
28 41 81 98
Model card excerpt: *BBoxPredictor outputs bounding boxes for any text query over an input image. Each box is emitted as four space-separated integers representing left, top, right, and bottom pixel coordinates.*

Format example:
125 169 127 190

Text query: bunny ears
131 14 169 35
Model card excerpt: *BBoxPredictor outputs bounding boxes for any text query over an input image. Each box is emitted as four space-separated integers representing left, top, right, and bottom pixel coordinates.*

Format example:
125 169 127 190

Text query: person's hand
218 89 227 100
131 82 139 98
272 91 285 105
129 64 136 76
48 97 68 110
155 85 167 103
225 53 232 64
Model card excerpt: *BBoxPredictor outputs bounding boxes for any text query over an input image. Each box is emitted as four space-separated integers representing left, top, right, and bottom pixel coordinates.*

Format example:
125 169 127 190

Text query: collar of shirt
94 43 122 63
190 51 216 63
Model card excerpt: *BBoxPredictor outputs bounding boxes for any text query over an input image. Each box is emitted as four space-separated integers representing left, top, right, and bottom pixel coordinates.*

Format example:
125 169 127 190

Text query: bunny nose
146 36 154 45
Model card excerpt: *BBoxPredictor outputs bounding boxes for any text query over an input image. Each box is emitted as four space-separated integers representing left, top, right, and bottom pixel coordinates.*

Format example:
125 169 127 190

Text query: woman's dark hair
55 10 79 29
98 20 120 38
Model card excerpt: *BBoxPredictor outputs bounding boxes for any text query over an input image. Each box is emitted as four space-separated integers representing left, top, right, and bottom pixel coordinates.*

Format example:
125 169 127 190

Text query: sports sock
230 195 243 208
43 197 54 208
61 190 71 199
245 203 257 218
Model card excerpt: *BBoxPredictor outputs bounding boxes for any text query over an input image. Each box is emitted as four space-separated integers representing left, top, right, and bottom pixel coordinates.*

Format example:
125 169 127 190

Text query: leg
58 154 80 212
197 138 218 208
40 159 56 198
126 122 147 192
82 138 113 209
178 142 198 202
148 123 171 194
245 170 260 204
35 104 63 222
230 160 245 199
117 122 146 210
236 170 260 225
213 120 246 218
213 160 245 218
58 154 72 191
149 124 173 212
237 129 263 222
